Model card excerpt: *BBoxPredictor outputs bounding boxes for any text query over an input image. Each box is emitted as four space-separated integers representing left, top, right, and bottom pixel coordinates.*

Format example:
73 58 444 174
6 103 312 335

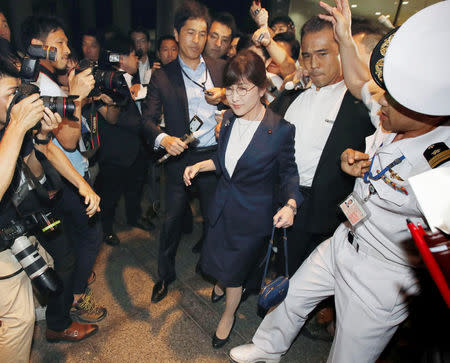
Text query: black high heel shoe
211 286 225 303
212 317 236 349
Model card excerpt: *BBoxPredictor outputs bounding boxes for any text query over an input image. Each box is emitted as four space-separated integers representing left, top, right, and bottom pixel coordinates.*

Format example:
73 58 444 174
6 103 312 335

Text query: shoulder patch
423 142 450 168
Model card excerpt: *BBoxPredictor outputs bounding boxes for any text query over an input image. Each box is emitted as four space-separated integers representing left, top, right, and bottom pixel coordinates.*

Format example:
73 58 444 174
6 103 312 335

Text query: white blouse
225 118 261 177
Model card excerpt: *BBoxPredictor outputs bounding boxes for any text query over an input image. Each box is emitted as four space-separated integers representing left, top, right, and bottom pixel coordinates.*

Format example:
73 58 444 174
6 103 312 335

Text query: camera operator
95 34 148 246
21 16 107 325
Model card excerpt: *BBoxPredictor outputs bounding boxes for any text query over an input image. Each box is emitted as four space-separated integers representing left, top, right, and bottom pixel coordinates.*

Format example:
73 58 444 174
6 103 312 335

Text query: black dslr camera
76 51 129 106
17 45 78 123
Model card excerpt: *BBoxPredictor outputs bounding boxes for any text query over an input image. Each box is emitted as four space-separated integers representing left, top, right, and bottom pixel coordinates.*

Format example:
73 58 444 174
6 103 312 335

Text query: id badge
189 115 204 133
339 193 370 227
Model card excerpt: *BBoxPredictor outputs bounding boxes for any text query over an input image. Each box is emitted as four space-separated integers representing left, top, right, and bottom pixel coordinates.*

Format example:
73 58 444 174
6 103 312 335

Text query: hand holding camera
37 107 62 139
9 93 45 133
68 68 95 102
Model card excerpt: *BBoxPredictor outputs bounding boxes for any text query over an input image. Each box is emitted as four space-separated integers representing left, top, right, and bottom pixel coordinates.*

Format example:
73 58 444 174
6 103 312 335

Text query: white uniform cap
384 1 450 116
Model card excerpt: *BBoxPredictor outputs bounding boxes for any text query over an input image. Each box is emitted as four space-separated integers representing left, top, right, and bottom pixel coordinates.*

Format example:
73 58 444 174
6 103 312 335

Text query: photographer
21 16 106 325
95 34 148 246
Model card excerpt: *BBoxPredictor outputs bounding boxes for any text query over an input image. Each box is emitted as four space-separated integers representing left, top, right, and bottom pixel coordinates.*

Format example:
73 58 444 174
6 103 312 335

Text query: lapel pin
268 129 272 134
224 120 230 126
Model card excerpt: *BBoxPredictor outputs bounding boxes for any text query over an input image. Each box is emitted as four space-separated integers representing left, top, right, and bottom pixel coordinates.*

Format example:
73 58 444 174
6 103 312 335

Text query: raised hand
318 0 352 44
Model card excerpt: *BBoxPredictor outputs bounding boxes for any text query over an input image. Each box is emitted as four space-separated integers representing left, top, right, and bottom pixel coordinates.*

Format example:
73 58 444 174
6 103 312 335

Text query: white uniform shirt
284 80 347 186
225 118 261 177
352 84 450 266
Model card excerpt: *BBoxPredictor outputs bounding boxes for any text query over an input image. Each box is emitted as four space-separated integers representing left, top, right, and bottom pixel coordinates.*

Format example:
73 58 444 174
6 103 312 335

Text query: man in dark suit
270 16 375 277
142 0 226 303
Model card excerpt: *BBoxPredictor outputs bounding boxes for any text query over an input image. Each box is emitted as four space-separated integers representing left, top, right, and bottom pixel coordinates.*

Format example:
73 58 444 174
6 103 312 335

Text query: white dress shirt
138 57 152 84
225 118 261 177
284 80 347 187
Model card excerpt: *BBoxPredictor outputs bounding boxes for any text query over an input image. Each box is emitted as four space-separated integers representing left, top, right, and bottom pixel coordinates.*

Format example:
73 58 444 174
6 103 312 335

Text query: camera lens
10 236 63 296
41 96 77 121
93 69 127 90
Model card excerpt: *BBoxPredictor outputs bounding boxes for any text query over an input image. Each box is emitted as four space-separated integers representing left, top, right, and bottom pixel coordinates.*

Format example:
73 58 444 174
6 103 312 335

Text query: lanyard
181 67 208 91
363 154 405 183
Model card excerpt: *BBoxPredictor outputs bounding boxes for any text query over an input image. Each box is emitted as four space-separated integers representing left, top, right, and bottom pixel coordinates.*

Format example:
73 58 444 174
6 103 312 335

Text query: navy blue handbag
258 226 289 311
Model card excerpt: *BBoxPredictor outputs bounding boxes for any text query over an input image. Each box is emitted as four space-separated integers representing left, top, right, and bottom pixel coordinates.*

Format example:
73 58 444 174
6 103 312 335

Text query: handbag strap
260 225 289 289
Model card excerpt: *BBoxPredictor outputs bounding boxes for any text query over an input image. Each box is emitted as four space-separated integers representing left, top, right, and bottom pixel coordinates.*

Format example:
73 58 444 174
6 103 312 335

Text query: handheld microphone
157 130 207 164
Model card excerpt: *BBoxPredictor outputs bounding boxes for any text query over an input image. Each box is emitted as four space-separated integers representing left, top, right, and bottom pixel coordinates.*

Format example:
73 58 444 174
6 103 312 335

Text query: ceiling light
351 4 357 8
403 1 409 4
375 11 381 15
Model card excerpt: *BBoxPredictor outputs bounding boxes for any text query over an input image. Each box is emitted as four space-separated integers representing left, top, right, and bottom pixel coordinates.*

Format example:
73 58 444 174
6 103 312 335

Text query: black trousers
54 179 102 295
36 225 75 331
96 155 146 235
158 149 218 282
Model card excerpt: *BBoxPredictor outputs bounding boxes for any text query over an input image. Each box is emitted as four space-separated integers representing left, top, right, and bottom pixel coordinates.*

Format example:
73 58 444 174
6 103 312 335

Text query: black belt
191 145 217 153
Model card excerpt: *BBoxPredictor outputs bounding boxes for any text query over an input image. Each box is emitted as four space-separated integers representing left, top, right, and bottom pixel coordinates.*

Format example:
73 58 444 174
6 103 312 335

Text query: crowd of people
0 0 449 362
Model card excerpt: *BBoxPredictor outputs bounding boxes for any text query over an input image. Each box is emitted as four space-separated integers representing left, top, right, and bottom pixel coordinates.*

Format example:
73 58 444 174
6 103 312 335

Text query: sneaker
229 344 281 363
71 288 107 323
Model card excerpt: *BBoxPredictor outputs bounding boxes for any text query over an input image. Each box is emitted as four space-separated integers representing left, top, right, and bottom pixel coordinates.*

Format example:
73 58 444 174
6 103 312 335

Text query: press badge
189 115 204 133
339 193 370 227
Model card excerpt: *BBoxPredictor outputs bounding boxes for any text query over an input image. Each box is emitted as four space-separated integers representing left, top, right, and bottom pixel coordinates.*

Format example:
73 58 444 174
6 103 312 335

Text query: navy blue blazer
209 108 301 236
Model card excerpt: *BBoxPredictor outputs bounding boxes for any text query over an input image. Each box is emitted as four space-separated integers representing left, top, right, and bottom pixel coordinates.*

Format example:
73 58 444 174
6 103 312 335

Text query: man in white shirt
269 16 374 278
130 27 153 85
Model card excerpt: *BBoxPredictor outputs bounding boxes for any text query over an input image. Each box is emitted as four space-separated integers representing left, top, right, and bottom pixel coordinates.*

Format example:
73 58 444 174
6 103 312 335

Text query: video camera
76 51 129 106
17 45 78 123
0 211 63 296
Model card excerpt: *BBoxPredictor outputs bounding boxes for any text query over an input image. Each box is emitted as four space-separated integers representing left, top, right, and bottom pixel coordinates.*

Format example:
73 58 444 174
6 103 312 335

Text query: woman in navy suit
183 50 301 348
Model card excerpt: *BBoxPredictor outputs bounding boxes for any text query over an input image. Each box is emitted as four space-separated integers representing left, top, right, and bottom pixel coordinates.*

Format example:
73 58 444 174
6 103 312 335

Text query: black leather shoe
212 317 236 349
211 286 225 303
104 233 120 246
191 237 204 253
151 280 170 303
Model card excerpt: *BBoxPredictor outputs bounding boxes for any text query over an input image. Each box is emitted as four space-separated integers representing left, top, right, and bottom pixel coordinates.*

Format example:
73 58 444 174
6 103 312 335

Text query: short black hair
103 33 134 56
82 28 105 47
0 37 19 79
129 26 150 42
273 32 300 60
351 16 386 37
212 12 237 37
157 35 177 51
270 15 295 29
300 16 333 43
21 15 66 50
174 0 210 34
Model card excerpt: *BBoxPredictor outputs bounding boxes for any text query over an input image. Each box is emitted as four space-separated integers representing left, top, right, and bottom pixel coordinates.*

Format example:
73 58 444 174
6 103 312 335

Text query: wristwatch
285 202 297 215
34 135 51 145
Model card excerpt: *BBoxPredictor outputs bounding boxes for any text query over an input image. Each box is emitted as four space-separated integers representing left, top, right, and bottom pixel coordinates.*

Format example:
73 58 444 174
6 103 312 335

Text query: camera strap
0 267 24 280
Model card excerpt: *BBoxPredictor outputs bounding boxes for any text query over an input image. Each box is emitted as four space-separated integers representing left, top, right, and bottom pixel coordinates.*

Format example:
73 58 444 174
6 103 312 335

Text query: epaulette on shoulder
423 142 450 168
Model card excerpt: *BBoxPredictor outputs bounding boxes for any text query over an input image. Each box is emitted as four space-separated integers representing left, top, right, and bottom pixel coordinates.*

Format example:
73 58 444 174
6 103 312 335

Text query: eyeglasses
225 85 256 97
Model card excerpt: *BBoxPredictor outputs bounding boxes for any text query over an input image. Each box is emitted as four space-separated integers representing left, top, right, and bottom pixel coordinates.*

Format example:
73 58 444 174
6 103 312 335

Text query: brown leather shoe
46 321 98 343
